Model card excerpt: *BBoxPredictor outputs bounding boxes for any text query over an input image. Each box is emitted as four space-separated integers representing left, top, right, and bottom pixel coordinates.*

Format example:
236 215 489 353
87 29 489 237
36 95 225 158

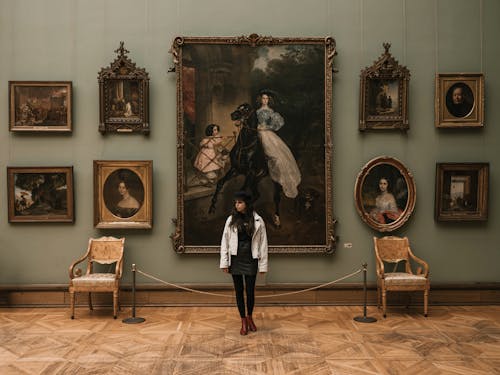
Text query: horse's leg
209 167 238 214
273 182 282 228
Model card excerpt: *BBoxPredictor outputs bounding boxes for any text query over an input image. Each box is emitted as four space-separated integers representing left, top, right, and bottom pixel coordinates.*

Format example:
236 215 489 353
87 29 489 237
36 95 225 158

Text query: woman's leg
244 274 258 331
244 275 257 316
231 275 246 318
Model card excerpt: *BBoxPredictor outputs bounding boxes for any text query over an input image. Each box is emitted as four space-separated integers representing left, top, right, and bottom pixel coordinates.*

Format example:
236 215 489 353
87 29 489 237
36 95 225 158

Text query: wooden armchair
374 236 430 317
69 236 125 319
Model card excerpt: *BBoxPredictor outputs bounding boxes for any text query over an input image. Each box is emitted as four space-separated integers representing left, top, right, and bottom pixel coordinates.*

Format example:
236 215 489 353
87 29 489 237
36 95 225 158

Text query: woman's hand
222 268 229 273
259 272 266 275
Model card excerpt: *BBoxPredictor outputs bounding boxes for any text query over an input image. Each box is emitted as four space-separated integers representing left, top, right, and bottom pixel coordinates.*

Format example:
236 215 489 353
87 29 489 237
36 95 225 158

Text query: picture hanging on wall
435 162 488 221
98 42 150 134
435 73 484 128
93 160 153 229
354 156 416 232
7 166 74 223
9 81 72 132
359 43 410 131
169 34 337 254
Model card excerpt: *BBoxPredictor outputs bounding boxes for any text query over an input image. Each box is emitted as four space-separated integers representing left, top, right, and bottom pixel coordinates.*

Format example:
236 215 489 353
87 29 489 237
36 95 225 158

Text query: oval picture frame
354 156 416 232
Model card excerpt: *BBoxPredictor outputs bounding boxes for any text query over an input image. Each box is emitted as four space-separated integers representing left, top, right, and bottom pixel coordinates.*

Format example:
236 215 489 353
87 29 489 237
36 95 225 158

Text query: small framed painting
359 43 410 131
94 160 153 228
9 81 72 132
354 156 416 232
435 163 488 221
7 166 74 223
435 73 484 128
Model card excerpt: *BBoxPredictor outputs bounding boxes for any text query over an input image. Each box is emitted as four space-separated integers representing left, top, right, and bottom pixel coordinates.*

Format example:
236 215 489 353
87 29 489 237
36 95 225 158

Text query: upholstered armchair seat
384 272 428 287
71 273 117 289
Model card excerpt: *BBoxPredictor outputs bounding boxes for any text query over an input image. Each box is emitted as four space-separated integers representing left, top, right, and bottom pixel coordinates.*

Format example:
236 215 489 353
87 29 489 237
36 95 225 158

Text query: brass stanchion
353 263 377 323
123 264 146 324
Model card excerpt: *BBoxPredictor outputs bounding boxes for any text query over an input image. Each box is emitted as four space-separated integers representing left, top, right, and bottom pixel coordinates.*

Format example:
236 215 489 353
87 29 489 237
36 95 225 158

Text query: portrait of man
445 82 474 118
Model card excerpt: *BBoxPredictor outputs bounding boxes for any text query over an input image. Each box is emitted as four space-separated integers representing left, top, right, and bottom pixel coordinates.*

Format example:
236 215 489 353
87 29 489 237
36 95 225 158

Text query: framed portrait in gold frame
94 160 153 229
354 156 416 232
435 73 484 128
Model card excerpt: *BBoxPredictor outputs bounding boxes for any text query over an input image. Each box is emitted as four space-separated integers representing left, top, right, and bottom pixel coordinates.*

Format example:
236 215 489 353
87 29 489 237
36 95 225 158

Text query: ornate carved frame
354 156 416 232
98 42 150 134
169 34 337 254
435 162 488 221
359 43 410 131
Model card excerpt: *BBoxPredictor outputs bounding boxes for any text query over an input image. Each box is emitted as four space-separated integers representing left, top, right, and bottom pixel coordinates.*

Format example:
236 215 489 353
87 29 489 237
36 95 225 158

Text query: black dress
230 227 258 276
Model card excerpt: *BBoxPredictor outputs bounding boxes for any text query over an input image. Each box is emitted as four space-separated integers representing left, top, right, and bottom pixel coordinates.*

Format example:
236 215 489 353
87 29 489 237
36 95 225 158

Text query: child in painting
193 124 227 183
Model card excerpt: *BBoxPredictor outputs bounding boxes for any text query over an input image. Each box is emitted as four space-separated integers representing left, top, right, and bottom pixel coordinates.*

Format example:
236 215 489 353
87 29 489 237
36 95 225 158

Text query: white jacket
219 212 268 273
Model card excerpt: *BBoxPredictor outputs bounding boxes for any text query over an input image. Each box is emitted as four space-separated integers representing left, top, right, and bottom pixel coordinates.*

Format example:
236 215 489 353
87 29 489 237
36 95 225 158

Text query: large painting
170 34 337 254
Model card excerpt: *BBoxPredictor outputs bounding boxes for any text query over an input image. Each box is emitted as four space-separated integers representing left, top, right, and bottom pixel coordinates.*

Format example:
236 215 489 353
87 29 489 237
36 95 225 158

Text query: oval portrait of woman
445 82 474 118
103 169 144 219
354 156 416 232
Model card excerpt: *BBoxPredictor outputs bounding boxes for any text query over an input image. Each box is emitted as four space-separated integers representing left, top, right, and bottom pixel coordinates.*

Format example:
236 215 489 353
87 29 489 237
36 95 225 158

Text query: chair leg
382 290 387 318
113 291 118 319
70 291 75 319
424 288 429 317
88 292 93 311
376 285 381 310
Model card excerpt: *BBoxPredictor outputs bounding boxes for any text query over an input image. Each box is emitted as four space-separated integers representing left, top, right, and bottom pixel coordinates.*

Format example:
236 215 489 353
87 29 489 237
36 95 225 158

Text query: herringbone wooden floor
0 305 499 374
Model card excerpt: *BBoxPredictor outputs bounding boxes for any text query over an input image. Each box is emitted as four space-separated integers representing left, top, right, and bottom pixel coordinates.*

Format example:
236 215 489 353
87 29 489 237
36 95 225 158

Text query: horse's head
230 103 253 123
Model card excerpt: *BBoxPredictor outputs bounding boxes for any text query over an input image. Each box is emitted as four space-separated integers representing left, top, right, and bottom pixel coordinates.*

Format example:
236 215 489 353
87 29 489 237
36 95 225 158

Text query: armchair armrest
69 253 89 279
408 247 429 277
115 257 124 279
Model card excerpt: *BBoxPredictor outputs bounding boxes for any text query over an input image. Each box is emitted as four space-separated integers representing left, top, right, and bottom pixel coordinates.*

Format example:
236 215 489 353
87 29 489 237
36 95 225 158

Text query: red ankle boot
240 317 248 335
247 315 257 332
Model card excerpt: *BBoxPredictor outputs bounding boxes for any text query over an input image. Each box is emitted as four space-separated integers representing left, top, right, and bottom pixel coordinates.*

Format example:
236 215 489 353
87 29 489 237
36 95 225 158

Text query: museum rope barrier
123 264 373 324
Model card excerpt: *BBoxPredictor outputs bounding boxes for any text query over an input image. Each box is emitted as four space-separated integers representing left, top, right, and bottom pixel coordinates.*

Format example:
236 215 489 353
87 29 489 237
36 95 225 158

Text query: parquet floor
0 305 499 374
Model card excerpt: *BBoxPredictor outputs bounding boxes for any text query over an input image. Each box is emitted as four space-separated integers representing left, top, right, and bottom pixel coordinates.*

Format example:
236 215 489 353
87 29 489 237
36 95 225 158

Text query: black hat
258 88 278 98
233 190 252 203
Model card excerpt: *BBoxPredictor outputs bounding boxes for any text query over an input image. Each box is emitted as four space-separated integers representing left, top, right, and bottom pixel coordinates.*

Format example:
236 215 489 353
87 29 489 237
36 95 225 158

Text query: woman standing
256 90 301 199
220 191 268 335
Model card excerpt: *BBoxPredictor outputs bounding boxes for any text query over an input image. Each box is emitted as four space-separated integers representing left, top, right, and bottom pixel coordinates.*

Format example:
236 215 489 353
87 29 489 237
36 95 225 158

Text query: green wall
0 0 498 285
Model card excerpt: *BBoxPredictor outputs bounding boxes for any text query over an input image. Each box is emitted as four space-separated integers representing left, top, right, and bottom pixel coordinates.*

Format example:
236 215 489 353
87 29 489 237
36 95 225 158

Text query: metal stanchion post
123 264 146 324
353 263 377 323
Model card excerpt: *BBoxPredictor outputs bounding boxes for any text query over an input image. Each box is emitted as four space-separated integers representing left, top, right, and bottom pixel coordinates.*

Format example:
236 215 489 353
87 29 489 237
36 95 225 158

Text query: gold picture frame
7 166 74 223
435 163 488 221
354 156 416 232
9 81 72 132
98 42 150 134
169 34 337 254
359 43 410 131
94 160 153 229
435 73 484 128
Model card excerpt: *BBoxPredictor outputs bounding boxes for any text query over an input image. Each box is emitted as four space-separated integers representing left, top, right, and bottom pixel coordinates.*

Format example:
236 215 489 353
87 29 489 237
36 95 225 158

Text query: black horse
208 103 283 227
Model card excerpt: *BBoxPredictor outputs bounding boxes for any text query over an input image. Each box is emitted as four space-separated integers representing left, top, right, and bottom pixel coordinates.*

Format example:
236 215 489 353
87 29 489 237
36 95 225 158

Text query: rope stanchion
135 267 362 299
353 263 377 323
122 264 146 324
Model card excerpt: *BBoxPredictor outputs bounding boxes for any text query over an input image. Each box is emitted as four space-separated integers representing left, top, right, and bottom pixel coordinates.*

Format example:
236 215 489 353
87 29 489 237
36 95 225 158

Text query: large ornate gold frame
170 34 337 254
